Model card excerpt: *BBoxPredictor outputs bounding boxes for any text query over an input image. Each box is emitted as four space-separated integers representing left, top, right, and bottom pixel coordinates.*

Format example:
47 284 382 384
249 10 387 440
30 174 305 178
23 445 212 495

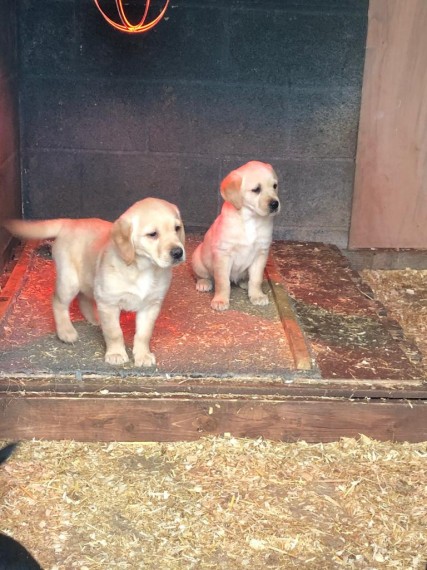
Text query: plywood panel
349 0 427 248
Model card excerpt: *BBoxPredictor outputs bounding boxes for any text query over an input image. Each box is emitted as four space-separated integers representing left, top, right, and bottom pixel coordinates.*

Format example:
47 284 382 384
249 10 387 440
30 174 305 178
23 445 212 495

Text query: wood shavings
361 269 427 374
1 437 427 569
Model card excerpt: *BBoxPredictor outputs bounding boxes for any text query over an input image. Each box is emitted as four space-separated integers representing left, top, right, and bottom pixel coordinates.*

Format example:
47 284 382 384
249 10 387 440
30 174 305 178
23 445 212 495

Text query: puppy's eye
147 231 158 238
273 183 278 190
175 225 181 233
252 185 261 194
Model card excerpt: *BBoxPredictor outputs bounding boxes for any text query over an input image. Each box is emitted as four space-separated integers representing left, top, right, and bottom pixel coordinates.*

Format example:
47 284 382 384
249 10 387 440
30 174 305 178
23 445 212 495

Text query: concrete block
228 6 366 88
287 88 361 158
148 83 291 157
22 150 219 228
21 78 155 152
0 0 18 79
226 0 367 9
19 0 75 76
274 158 354 230
286 12 367 87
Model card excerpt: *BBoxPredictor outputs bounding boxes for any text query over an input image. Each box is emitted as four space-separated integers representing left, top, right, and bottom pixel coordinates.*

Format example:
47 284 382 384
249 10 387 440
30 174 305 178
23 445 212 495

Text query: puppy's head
112 198 185 268
220 161 280 217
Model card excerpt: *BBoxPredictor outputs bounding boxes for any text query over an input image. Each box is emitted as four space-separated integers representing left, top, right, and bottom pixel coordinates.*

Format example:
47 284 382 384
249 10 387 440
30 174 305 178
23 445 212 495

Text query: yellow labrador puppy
192 161 280 311
5 198 185 367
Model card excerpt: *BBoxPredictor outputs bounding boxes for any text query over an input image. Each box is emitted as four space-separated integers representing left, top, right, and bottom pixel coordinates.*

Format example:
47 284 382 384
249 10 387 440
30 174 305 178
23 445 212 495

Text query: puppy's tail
3 219 66 240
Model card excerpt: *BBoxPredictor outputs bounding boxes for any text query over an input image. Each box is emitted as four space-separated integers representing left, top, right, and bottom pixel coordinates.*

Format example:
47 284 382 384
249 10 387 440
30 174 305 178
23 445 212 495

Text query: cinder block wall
0 0 20 268
19 0 368 248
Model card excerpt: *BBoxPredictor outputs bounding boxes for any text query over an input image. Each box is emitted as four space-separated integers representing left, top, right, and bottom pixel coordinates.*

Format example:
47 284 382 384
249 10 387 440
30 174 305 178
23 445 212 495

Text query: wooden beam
350 0 427 248
1 394 426 443
1 373 426 399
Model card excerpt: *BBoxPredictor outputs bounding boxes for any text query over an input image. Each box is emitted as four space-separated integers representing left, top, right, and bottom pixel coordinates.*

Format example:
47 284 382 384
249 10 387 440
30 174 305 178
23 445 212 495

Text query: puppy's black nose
269 199 279 212
170 246 184 261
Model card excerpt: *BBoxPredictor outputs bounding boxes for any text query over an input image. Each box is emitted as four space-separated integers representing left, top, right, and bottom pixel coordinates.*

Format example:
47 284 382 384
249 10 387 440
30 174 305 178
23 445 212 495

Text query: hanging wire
93 0 170 34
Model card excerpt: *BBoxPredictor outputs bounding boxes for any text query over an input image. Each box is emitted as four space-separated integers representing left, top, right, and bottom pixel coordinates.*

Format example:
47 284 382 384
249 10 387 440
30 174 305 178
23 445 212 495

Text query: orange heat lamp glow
93 0 170 34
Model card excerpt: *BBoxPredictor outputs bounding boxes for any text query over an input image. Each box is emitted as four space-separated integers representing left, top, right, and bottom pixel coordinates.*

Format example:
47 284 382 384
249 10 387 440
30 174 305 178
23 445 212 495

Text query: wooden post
349 0 427 249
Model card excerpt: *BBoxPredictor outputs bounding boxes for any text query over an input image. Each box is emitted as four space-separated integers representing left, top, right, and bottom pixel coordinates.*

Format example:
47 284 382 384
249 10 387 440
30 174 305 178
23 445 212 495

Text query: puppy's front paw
105 350 129 365
57 326 78 344
211 296 230 311
196 278 213 292
134 351 156 368
250 292 269 306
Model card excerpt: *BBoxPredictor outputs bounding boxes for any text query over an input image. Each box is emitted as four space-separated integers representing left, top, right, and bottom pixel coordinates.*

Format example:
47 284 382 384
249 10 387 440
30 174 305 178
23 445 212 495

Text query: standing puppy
192 161 280 311
5 198 185 367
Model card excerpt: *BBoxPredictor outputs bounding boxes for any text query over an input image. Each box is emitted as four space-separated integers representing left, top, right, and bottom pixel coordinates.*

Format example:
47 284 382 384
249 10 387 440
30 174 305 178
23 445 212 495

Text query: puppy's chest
98 269 170 312
231 220 271 260
239 217 272 245
229 246 259 278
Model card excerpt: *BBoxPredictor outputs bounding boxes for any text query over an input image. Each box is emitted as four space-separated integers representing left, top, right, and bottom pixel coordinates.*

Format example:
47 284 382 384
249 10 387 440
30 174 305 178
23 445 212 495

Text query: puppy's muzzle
170 246 184 263
269 199 280 214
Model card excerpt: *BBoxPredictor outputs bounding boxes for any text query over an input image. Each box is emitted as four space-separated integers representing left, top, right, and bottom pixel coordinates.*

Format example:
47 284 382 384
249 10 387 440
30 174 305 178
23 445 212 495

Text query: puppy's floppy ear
264 162 278 181
220 170 243 210
172 206 185 245
112 217 135 265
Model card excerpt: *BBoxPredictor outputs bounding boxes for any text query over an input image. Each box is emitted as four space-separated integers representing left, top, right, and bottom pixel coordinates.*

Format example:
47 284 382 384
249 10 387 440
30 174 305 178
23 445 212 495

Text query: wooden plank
0 241 33 323
0 373 427 400
2 377 427 399
0 394 426 443
349 0 427 248
266 258 312 371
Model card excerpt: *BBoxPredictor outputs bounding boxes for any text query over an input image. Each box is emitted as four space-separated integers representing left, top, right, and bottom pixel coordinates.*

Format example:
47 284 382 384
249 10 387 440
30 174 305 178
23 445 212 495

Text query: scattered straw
1 436 427 569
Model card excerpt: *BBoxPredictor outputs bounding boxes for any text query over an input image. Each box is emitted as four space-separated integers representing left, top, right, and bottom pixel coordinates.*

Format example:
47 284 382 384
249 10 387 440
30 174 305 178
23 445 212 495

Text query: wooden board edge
0 372 425 397
266 257 313 371
1 394 426 443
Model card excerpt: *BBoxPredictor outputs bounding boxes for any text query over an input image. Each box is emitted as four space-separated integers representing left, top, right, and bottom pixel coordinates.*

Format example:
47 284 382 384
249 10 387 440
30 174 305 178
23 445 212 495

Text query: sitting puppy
5 198 185 367
192 161 280 311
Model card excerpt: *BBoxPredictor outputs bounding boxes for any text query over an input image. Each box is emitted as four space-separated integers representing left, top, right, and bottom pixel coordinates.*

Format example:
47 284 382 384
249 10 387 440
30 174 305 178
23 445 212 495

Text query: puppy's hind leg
211 254 232 311
78 293 99 325
196 277 213 292
191 244 213 292
248 251 269 306
237 270 249 290
52 275 80 343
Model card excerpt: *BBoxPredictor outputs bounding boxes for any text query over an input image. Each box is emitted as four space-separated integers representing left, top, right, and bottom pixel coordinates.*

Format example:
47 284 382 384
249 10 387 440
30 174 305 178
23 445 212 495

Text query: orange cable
93 0 169 34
